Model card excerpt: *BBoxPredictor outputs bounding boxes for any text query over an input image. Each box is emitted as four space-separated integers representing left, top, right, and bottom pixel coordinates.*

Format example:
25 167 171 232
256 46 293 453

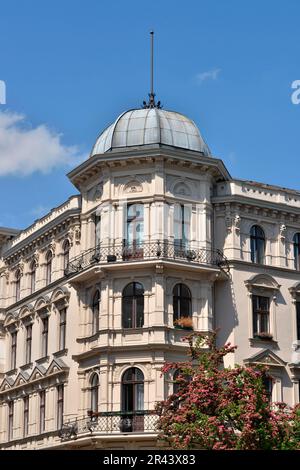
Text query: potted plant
174 317 193 330
254 332 273 341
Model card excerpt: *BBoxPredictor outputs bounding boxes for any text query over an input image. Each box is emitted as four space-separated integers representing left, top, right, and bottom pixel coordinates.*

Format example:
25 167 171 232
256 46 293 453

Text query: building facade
0 104 300 450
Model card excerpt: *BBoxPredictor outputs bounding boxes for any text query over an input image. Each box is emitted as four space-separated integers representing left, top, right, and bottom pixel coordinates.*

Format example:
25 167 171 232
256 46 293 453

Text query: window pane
135 383 144 411
122 297 133 328
136 296 144 327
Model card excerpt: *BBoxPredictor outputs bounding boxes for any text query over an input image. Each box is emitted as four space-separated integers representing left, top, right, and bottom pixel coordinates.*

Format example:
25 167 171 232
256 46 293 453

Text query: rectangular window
174 204 191 249
252 295 270 337
41 317 48 357
30 268 36 294
95 215 101 247
59 309 66 351
57 385 64 429
11 332 17 369
23 396 29 437
297 302 300 341
8 401 14 441
25 324 32 364
39 391 46 433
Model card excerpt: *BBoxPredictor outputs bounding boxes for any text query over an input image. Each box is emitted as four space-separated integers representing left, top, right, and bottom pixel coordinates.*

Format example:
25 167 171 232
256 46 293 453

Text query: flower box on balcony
122 247 144 261
174 317 193 330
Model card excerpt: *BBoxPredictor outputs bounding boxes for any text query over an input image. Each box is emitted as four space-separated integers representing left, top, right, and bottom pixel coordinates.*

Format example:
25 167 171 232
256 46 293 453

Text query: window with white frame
56 385 64 429
252 295 270 338
25 324 32 364
30 260 37 294
59 308 67 350
90 373 99 413
10 331 17 369
39 390 46 433
294 233 300 270
23 396 29 437
15 269 21 302
41 316 49 357
63 240 70 272
45 250 52 285
91 291 100 335
250 225 265 264
8 401 14 441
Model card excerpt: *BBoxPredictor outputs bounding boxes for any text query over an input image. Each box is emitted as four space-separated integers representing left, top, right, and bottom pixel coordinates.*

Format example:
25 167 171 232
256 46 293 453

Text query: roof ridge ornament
142 31 162 109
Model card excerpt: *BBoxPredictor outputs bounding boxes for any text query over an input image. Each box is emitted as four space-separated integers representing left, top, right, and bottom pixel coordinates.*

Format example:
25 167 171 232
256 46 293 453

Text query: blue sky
0 0 300 229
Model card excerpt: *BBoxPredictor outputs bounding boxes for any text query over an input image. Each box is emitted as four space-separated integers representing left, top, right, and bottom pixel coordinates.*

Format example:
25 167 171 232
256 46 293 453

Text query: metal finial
150 30 154 97
142 30 162 109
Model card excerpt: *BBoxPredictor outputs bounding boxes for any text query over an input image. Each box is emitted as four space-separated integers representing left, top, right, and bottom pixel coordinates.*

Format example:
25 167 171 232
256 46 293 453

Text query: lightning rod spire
142 31 162 109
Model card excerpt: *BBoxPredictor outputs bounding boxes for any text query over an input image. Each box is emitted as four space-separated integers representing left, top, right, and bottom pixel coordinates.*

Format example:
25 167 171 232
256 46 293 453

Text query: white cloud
0 110 86 176
196 68 221 84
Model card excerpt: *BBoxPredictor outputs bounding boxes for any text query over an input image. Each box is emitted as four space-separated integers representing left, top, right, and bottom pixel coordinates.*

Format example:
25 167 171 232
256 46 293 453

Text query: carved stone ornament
124 180 143 193
94 183 103 201
279 224 287 240
233 214 241 233
291 341 300 365
70 225 81 245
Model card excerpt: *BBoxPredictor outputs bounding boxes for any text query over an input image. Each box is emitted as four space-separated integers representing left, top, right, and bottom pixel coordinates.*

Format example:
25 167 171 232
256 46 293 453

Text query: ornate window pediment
289 282 300 300
19 304 35 323
50 287 70 309
0 377 14 393
123 180 143 194
244 349 286 368
173 181 192 197
245 274 281 294
47 358 69 376
34 296 51 314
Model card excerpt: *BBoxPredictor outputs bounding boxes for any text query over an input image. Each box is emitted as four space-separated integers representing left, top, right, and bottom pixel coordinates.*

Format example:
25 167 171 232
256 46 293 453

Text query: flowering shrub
156 332 300 450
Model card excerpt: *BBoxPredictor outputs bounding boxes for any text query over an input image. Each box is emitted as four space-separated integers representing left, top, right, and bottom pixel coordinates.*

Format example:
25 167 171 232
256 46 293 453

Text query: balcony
59 411 158 441
65 241 229 277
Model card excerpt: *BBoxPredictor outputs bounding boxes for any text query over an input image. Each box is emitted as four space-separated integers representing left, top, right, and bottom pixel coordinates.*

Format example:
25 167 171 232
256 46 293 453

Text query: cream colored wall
1 155 300 449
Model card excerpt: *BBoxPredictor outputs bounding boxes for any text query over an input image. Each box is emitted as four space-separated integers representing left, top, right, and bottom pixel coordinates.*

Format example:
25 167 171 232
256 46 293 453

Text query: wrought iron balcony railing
59 411 158 441
65 240 229 276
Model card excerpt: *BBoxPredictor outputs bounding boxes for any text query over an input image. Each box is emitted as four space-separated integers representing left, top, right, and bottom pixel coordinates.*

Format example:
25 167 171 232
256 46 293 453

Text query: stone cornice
72 340 191 362
212 195 300 221
227 259 300 278
68 146 231 189
4 212 81 264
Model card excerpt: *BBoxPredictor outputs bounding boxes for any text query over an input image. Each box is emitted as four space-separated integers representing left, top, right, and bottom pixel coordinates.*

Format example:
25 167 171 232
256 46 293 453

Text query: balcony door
174 204 191 252
121 367 144 432
126 204 144 246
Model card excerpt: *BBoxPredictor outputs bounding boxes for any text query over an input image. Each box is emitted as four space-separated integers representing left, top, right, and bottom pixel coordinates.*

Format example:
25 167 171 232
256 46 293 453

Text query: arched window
90 373 99 413
45 251 53 285
92 290 100 334
122 282 144 328
30 260 37 294
15 269 21 302
293 233 300 270
121 368 144 412
250 225 265 264
63 240 70 272
173 283 192 327
126 204 144 247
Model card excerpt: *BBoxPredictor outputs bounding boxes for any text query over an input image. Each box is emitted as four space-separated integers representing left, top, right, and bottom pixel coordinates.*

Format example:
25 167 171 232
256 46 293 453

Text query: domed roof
90 108 211 157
